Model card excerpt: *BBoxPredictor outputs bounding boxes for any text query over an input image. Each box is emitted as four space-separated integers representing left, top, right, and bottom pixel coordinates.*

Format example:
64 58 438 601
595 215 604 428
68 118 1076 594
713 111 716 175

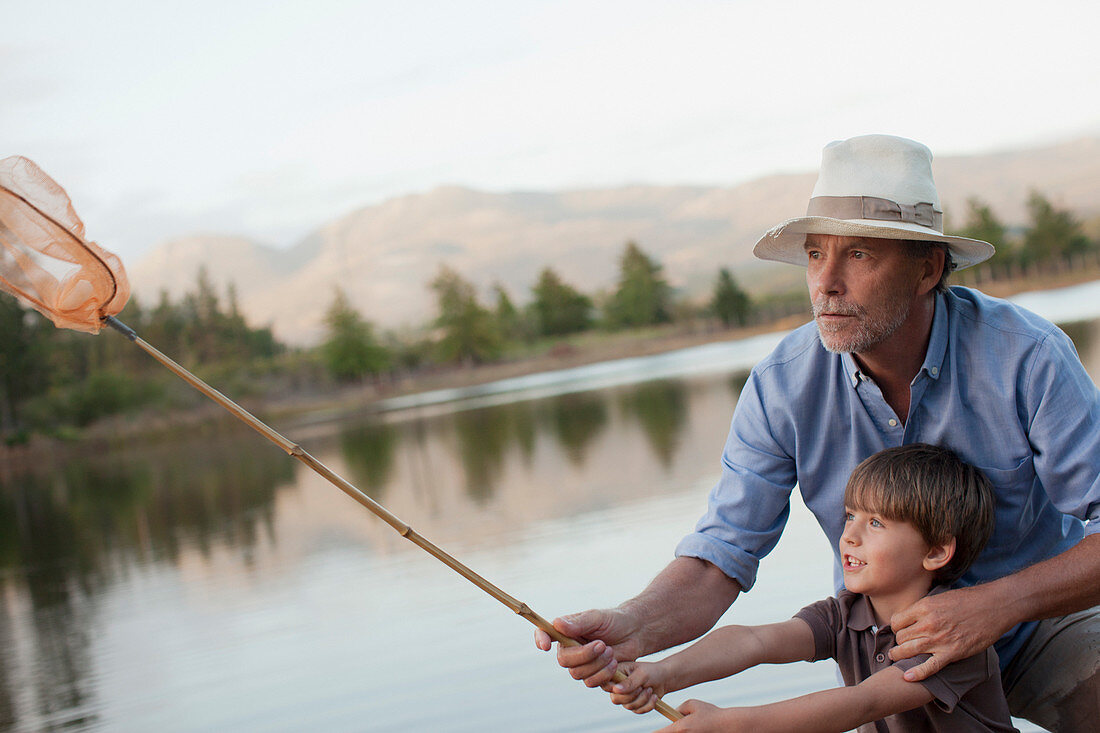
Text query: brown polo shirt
794 589 1017 732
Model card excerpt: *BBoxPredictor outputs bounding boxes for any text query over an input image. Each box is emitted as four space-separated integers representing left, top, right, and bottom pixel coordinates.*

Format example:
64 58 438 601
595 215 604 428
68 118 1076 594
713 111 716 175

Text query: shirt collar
921 291 948 382
846 592 878 631
845 584 953 633
840 292 949 389
841 351 863 388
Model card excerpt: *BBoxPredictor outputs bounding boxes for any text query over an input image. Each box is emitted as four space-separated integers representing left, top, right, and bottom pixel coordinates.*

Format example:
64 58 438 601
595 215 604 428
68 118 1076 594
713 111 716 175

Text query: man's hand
535 558 741 690
533 608 643 689
889 585 1012 681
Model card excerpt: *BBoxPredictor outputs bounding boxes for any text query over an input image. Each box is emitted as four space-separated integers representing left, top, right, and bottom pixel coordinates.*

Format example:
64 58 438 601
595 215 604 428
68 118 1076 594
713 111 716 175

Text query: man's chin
818 337 853 354
815 324 857 354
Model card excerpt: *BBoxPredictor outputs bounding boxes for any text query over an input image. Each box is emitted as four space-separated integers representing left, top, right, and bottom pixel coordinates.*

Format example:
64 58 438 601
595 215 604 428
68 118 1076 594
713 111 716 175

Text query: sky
5 0 1100 264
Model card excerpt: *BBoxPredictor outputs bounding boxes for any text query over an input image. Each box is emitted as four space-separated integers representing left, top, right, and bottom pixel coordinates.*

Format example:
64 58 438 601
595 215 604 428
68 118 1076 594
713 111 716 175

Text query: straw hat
753 135 995 270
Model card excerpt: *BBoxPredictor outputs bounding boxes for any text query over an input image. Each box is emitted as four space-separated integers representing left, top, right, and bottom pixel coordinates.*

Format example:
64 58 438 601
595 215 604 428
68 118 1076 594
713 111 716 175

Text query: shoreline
230 264 1100 424
8 268 1100 473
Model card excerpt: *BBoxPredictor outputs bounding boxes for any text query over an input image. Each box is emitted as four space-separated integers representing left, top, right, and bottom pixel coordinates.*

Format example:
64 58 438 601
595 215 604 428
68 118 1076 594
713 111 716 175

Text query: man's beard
812 296 911 354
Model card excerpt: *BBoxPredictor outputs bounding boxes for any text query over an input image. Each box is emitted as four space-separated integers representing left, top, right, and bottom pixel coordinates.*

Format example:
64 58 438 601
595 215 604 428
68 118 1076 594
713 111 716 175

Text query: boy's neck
865 575 935 628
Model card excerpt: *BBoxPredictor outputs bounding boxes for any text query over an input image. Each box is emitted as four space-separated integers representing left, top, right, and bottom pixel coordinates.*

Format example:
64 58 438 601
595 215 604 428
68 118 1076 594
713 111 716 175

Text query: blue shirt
676 286 1100 666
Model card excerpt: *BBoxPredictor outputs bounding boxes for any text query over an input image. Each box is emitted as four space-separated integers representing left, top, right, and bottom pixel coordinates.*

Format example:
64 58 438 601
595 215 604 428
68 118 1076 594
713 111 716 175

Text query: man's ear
915 246 946 296
923 536 956 573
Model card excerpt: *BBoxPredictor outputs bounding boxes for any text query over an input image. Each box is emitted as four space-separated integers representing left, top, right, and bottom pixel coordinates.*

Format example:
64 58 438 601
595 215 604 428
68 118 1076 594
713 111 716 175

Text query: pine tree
430 266 501 365
492 283 529 342
711 268 751 328
530 267 593 336
957 198 1008 251
605 241 671 329
1023 191 1091 263
320 287 390 381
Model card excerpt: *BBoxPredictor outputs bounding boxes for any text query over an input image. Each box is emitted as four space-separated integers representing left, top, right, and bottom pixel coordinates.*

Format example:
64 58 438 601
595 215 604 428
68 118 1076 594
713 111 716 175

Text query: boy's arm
610 618 815 711
656 665 934 733
664 617 817 688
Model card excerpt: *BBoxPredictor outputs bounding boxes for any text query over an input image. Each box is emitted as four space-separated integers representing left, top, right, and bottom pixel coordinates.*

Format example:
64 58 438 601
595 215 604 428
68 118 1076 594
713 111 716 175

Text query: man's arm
891 532 1100 681
653 665 934 733
534 556 741 688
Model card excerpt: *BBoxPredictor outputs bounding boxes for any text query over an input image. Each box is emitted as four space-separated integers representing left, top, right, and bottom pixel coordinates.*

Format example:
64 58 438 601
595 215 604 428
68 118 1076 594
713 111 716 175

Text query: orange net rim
0 179 120 322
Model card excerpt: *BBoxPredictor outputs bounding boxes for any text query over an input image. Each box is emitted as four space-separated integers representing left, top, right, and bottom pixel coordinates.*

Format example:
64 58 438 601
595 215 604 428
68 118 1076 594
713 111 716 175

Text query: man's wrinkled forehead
803 233 901 250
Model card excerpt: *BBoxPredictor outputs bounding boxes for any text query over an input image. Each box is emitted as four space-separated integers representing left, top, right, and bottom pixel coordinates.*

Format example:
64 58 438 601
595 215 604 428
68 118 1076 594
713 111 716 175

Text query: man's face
804 234 928 354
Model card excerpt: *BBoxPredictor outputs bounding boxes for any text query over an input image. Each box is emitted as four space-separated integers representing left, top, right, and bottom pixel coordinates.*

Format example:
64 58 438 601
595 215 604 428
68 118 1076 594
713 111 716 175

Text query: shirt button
876 653 886 663
888 418 898 427
931 367 939 376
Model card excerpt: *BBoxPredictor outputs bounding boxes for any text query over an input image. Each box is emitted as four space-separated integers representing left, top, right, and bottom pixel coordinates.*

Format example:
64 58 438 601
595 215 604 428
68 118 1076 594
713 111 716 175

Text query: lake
6 281 1100 732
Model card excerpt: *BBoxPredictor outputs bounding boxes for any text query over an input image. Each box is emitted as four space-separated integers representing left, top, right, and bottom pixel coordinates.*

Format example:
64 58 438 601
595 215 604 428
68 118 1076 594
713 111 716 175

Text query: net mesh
0 156 130 333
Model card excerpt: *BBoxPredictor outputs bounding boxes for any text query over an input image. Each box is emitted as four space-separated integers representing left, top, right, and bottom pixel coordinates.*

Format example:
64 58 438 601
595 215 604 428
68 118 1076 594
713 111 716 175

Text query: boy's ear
923 537 956 573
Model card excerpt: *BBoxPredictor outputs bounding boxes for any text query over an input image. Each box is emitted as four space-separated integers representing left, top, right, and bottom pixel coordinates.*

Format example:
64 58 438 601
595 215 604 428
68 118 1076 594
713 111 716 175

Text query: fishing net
0 156 130 333
0 156 680 723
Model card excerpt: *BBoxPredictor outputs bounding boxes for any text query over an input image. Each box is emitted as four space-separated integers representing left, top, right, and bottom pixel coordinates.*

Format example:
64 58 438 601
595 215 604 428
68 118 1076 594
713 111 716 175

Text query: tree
320 287 390 381
146 289 187 359
956 198 1008 256
530 267 593 336
605 241 672 329
182 266 224 362
1022 191 1091 263
430 266 501 365
492 283 531 343
0 293 51 434
711 268 751 328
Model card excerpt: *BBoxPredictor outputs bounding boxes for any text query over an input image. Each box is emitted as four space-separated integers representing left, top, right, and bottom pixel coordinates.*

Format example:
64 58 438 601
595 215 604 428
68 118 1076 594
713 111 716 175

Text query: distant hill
131 136 1100 345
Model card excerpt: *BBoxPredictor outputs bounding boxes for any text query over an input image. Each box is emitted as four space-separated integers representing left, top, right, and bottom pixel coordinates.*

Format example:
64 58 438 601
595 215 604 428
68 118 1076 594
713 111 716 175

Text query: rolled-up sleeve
1025 327 1100 535
675 369 797 591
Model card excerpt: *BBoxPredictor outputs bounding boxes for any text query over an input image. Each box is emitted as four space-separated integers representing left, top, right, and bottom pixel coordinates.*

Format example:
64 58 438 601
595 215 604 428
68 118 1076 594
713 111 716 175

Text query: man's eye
807 251 821 260
852 251 866 259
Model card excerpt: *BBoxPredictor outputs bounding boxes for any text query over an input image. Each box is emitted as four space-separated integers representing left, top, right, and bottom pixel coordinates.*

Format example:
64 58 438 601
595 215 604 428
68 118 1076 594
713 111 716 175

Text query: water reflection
452 403 539 503
1 436 291 579
3 304 1098 731
542 392 608 468
339 421 398 499
0 424 294 730
618 381 687 469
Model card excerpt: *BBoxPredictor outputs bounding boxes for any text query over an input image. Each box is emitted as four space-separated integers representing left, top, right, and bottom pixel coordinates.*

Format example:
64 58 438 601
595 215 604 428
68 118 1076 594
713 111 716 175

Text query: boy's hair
844 443 994 584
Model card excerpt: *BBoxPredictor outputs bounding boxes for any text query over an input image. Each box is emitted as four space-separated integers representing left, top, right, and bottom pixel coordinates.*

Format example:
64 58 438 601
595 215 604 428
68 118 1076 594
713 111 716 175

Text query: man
536 135 1100 731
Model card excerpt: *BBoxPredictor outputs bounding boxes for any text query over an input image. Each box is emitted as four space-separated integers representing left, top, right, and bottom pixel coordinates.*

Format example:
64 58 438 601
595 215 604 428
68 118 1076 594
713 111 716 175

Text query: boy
609 443 1016 732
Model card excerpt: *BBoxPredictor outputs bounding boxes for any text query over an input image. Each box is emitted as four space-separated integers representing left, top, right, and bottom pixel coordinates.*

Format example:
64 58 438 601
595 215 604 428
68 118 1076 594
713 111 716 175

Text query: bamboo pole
104 316 682 723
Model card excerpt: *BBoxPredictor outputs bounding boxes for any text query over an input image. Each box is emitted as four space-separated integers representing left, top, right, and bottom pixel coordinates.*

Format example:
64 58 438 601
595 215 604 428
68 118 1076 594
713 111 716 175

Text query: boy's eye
870 518 884 528
844 511 854 522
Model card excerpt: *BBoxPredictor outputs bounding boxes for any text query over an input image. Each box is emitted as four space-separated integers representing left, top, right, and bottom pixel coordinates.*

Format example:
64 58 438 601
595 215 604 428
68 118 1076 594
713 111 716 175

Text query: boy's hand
608 661 670 713
654 700 742 732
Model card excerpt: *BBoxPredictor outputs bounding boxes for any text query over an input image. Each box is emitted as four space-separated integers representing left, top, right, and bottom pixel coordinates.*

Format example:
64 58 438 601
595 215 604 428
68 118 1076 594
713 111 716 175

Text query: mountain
130 137 1100 345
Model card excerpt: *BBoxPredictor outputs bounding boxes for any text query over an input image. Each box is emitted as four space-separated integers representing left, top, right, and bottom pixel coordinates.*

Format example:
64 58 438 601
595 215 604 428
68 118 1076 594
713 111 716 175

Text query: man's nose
810 257 845 297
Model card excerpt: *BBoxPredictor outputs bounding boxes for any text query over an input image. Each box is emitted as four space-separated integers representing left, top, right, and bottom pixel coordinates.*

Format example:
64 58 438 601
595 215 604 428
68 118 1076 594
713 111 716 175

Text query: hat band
806 195 943 231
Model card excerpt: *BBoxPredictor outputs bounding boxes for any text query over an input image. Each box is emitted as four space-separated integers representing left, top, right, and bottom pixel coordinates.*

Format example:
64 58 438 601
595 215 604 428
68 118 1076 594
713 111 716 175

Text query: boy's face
840 505 938 600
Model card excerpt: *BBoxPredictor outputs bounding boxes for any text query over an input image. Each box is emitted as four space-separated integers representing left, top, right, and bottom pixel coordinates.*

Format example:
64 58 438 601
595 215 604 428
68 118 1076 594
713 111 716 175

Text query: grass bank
7 266 1100 474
